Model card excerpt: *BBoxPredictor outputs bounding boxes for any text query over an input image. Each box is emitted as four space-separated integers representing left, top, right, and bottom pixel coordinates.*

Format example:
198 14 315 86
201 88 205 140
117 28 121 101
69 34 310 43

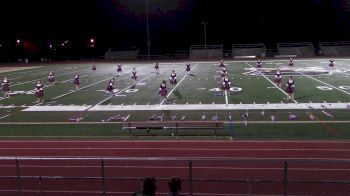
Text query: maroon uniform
285 79 295 94
276 69 281 77
274 75 282 86
155 63 159 70
186 64 191 72
159 83 167 97
289 58 294 66
221 67 228 77
222 77 231 90
2 79 10 92
92 65 96 70
106 80 114 92
35 83 44 98
170 73 177 85
257 60 262 68
219 60 225 68
73 74 80 85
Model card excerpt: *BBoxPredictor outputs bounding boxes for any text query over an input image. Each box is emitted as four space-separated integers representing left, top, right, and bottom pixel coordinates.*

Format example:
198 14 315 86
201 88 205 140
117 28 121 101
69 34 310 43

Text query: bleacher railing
232 43 266 49
277 42 314 48
190 45 223 59
0 157 349 196
232 43 267 58
319 41 350 46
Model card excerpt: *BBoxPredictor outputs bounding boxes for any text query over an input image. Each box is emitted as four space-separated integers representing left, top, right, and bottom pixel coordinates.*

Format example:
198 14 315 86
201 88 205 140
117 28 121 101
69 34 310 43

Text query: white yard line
11 66 75 77
0 114 11 120
96 74 154 105
339 72 350 76
49 77 113 101
225 90 229 105
10 71 74 87
291 67 350 96
244 62 298 103
59 75 88 83
23 102 350 112
8 76 23 80
161 63 199 105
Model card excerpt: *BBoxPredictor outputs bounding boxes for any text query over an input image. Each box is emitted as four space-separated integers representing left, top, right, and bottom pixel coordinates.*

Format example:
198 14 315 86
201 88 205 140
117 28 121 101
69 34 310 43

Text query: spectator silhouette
132 177 157 196
168 177 182 196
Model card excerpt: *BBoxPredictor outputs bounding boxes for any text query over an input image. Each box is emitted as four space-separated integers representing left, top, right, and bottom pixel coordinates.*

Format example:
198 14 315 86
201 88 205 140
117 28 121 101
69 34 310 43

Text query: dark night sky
1 0 350 55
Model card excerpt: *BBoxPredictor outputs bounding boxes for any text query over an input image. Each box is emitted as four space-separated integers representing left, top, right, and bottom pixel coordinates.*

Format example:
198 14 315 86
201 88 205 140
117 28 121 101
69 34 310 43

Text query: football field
0 58 350 139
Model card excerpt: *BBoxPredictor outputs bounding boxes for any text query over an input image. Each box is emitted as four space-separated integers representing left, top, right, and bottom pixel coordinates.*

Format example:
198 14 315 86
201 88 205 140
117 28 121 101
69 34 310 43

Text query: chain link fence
0 157 349 195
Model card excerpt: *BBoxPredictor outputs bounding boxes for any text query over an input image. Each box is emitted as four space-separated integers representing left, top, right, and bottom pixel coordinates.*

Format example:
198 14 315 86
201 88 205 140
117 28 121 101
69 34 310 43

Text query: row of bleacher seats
319 41 350 56
104 41 350 60
190 45 223 59
277 42 315 57
232 43 266 58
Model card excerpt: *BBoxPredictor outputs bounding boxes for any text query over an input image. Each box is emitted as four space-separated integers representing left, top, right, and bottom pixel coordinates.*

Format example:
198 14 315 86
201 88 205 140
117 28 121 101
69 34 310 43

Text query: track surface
0 140 349 195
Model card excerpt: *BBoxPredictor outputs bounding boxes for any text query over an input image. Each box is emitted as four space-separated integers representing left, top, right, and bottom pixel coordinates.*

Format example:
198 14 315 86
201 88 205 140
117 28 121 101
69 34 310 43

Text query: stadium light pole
202 22 208 57
146 0 151 59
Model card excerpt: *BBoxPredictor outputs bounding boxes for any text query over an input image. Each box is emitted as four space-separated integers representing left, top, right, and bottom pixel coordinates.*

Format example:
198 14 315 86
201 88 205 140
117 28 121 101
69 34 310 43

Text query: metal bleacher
104 48 139 60
319 41 350 56
232 43 267 58
190 45 223 59
276 42 315 57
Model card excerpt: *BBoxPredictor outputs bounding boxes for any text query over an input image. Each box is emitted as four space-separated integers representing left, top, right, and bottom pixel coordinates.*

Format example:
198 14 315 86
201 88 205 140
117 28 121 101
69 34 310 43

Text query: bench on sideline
122 121 224 137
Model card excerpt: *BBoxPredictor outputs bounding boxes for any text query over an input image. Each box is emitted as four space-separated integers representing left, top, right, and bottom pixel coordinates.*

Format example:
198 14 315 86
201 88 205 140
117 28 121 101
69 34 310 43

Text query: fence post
39 176 43 196
175 122 178 136
101 159 106 196
283 161 288 196
189 160 193 196
15 159 22 196
248 179 252 196
140 177 144 192
128 123 132 136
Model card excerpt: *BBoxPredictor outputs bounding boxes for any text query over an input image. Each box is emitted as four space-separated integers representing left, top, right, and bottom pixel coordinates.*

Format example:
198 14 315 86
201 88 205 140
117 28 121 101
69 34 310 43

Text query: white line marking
59 75 88 83
0 115 10 120
244 62 298 103
49 77 114 101
96 74 154 105
10 72 73 87
23 102 350 111
295 71 350 95
225 90 229 105
161 63 199 105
